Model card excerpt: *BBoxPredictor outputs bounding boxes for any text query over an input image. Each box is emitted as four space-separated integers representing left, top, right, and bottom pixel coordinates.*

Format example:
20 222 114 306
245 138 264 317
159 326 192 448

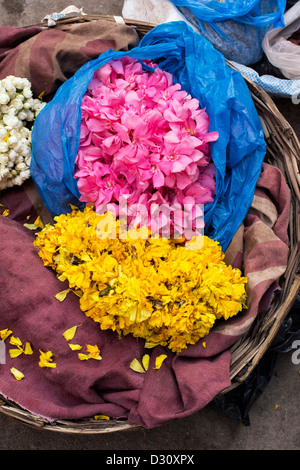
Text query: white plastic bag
262 1 300 80
122 0 197 30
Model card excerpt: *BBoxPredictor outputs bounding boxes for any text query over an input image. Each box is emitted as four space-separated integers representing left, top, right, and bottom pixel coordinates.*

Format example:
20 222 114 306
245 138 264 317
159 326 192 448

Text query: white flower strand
0 75 45 190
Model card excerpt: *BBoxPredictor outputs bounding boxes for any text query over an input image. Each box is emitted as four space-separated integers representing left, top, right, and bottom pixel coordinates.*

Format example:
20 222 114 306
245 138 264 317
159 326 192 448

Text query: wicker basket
0 15 299 434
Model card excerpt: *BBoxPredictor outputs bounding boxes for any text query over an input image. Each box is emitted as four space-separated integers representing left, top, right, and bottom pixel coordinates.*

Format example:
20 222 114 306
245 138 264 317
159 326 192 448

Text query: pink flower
74 56 219 240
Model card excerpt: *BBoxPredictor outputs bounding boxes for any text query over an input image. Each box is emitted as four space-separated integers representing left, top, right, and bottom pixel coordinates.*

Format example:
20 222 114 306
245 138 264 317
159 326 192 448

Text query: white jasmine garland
0 92 10 105
0 75 46 190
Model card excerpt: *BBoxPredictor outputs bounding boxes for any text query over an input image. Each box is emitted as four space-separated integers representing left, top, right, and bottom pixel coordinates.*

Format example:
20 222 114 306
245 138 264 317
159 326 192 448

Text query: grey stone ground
0 0 299 451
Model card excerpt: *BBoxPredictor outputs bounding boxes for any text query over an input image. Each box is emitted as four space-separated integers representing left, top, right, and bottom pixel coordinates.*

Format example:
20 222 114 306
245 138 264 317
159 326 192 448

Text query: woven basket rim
1 15 299 434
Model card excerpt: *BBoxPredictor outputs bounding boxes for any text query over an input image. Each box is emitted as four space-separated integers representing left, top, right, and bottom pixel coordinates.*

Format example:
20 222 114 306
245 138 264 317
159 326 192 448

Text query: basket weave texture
0 15 299 434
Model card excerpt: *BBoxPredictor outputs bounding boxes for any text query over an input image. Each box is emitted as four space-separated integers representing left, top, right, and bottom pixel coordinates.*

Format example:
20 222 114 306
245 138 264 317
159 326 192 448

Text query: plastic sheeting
168 0 286 25
30 22 266 251
167 0 286 64
262 1 300 80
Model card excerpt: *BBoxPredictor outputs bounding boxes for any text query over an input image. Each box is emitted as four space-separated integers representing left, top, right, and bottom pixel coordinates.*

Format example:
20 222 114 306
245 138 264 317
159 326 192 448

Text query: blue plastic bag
168 0 286 64
31 21 266 251
168 0 286 25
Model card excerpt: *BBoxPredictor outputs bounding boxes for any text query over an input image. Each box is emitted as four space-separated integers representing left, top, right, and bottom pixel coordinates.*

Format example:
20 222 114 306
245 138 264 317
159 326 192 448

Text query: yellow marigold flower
34 207 248 354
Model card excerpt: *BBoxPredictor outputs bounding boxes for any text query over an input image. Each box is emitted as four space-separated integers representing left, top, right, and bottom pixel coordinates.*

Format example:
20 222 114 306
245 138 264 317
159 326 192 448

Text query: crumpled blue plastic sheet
168 0 286 65
30 21 266 251
168 0 286 25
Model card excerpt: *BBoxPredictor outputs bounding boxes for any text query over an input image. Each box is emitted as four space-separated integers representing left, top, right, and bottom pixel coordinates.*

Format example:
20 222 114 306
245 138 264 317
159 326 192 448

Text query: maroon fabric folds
0 163 290 428
0 20 139 100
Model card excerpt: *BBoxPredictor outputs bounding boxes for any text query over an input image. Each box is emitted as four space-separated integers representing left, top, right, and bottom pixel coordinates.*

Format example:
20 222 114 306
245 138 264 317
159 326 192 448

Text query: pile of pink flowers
74 56 218 238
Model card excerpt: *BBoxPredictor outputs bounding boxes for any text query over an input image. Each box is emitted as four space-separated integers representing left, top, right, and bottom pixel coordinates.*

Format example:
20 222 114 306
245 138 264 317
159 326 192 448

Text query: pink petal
176 173 192 190
97 63 113 84
164 130 180 144
202 131 219 144
173 155 193 172
110 59 125 75
163 108 182 123
152 170 164 188
86 118 106 133
164 174 176 187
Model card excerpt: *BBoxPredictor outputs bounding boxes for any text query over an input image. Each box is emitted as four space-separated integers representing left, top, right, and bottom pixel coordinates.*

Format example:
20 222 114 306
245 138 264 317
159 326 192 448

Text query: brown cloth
0 20 140 100
0 163 290 428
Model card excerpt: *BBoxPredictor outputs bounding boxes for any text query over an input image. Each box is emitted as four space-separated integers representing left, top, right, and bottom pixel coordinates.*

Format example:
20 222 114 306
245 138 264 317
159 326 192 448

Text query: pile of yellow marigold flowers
33 206 248 353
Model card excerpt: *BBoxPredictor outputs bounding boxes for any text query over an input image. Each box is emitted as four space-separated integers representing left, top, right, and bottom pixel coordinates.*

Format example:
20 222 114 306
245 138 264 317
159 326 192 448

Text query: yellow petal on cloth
55 289 71 302
142 354 150 371
40 361 57 368
91 355 102 361
9 336 22 347
10 367 24 381
2 209 9 217
86 344 101 359
94 415 110 421
78 353 102 361
68 344 82 351
0 329 12 341
24 342 33 355
62 324 81 341
33 216 44 229
144 342 159 349
23 223 39 230
39 350 56 368
38 90 45 100
9 348 23 358
130 358 146 374
78 345 102 361
78 353 90 361
154 354 168 370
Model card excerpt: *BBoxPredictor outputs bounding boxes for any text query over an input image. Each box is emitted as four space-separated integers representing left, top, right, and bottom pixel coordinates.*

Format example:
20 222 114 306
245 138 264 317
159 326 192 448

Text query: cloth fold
0 19 140 100
0 162 290 428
